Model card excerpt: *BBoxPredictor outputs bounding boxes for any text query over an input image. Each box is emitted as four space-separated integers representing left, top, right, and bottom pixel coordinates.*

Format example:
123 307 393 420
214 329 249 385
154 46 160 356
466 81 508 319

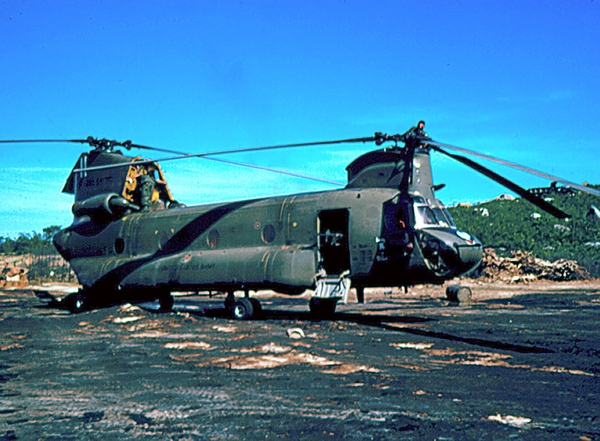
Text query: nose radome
457 245 483 270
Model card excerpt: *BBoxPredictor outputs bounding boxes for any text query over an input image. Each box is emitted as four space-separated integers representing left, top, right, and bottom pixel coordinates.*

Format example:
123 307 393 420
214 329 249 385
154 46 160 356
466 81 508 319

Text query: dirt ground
0 280 598 440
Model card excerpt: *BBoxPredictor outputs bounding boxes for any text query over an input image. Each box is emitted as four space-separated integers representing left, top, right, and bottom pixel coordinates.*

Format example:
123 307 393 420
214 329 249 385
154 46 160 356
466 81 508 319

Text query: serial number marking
180 263 215 271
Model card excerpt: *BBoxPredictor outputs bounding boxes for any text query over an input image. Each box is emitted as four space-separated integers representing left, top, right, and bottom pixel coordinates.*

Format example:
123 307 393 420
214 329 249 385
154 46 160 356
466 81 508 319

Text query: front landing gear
225 292 262 320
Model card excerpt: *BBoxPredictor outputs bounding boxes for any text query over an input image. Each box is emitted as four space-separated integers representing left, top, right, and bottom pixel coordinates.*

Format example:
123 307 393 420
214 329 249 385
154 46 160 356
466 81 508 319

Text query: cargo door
317 209 350 275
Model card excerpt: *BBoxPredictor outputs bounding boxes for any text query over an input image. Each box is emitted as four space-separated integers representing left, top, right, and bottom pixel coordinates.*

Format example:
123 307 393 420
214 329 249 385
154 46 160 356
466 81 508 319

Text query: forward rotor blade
427 140 600 198
431 145 570 219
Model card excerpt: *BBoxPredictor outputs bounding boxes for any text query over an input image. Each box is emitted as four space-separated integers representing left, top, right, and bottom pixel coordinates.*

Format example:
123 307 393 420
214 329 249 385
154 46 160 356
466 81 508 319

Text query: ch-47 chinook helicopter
5 124 599 318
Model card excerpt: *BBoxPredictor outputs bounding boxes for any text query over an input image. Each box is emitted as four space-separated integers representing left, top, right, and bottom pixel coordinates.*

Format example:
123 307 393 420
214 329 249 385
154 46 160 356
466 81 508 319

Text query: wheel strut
224 291 235 312
356 286 365 303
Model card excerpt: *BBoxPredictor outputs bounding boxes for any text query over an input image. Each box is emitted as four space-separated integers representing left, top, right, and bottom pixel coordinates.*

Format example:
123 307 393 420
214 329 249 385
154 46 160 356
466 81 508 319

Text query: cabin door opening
318 209 350 275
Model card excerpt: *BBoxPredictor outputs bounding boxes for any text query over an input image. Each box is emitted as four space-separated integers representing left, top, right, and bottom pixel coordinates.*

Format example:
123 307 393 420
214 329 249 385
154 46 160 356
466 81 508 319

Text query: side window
415 205 438 226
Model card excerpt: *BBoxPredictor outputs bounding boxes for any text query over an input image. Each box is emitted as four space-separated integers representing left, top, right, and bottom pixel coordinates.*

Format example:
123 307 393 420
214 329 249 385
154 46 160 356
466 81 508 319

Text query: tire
67 292 87 314
249 298 262 317
232 298 255 320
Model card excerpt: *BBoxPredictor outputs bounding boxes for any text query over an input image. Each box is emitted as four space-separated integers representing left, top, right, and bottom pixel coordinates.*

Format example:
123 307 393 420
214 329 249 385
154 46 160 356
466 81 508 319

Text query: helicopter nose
456 243 483 270
417 229 482 277
453 230 483 268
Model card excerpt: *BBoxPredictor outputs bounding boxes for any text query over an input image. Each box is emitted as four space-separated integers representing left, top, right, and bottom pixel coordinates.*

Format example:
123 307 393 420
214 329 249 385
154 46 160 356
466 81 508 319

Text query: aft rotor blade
0 138 89 144
71 135 379 173
66 138 354 185
0 137 348 186
431 145 570 219
129 135 379 156
203 157 344 186
427 140 600 198
1 134 378 157
72 152 344 185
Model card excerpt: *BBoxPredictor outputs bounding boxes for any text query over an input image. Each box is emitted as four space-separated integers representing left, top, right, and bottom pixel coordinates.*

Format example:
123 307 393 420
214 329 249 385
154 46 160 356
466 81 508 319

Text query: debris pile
480 248 590 283
0 264 29 288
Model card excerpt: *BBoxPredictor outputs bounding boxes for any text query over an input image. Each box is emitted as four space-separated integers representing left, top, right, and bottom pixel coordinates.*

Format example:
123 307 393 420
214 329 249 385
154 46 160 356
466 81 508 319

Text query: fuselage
53 145 483 298
54 185 482 295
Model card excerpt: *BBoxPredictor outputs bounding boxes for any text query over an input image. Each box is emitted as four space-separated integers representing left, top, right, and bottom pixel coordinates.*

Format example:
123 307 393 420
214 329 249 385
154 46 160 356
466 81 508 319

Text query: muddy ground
0 281 598 440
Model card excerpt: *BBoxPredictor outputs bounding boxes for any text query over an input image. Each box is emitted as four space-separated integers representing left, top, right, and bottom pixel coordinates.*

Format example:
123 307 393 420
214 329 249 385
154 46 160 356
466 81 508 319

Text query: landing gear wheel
309 298 338 318
249 298 262 317
157 292 174 312
232 297 255 320
66 291 87 313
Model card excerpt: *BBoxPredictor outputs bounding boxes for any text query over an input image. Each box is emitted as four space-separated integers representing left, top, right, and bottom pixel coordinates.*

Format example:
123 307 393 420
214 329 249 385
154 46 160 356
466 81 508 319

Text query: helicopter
4 124 598 318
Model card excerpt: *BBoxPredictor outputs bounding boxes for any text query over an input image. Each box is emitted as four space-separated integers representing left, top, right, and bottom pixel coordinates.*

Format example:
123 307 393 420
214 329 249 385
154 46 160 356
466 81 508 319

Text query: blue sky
1 0 598 237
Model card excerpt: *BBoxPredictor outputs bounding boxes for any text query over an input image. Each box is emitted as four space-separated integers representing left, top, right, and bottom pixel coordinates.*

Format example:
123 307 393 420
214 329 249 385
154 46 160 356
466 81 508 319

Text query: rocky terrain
0 281 598 440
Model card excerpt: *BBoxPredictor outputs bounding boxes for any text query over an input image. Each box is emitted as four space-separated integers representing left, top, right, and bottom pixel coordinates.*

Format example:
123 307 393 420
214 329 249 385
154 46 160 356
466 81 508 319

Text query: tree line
0 226 62 255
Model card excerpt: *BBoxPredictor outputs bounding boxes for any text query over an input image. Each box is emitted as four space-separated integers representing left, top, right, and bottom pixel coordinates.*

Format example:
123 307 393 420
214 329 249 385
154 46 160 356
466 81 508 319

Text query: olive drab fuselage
53 144 483 301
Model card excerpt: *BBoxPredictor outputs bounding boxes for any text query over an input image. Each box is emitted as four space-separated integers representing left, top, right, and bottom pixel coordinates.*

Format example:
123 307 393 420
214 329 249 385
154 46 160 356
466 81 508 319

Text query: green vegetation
447 186 600 278
1 226 76 283
0 226 62 255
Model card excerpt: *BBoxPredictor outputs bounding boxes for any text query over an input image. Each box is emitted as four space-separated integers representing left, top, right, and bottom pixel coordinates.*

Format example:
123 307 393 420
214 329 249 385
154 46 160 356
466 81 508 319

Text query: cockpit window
432 207 456 227
442 207 456 227
415 204 456 227
415 205 438 226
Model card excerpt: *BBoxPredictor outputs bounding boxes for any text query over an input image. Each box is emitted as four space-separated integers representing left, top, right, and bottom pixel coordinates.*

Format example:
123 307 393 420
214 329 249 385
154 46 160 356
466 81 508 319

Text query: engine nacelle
72 193 139 219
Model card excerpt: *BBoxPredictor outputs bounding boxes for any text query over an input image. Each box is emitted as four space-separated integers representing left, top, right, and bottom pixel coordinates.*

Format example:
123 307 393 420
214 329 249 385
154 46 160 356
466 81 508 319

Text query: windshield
415 204 456 227
441 207 456 227
415 205 438 226
432 207 456 227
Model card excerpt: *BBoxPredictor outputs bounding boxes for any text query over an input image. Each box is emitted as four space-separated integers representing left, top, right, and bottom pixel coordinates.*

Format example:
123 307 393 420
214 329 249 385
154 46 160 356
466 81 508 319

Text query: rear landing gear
232 298 254 320
356 286 365 303
225 292 262 320
72 292 87 313
224 291 236 312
